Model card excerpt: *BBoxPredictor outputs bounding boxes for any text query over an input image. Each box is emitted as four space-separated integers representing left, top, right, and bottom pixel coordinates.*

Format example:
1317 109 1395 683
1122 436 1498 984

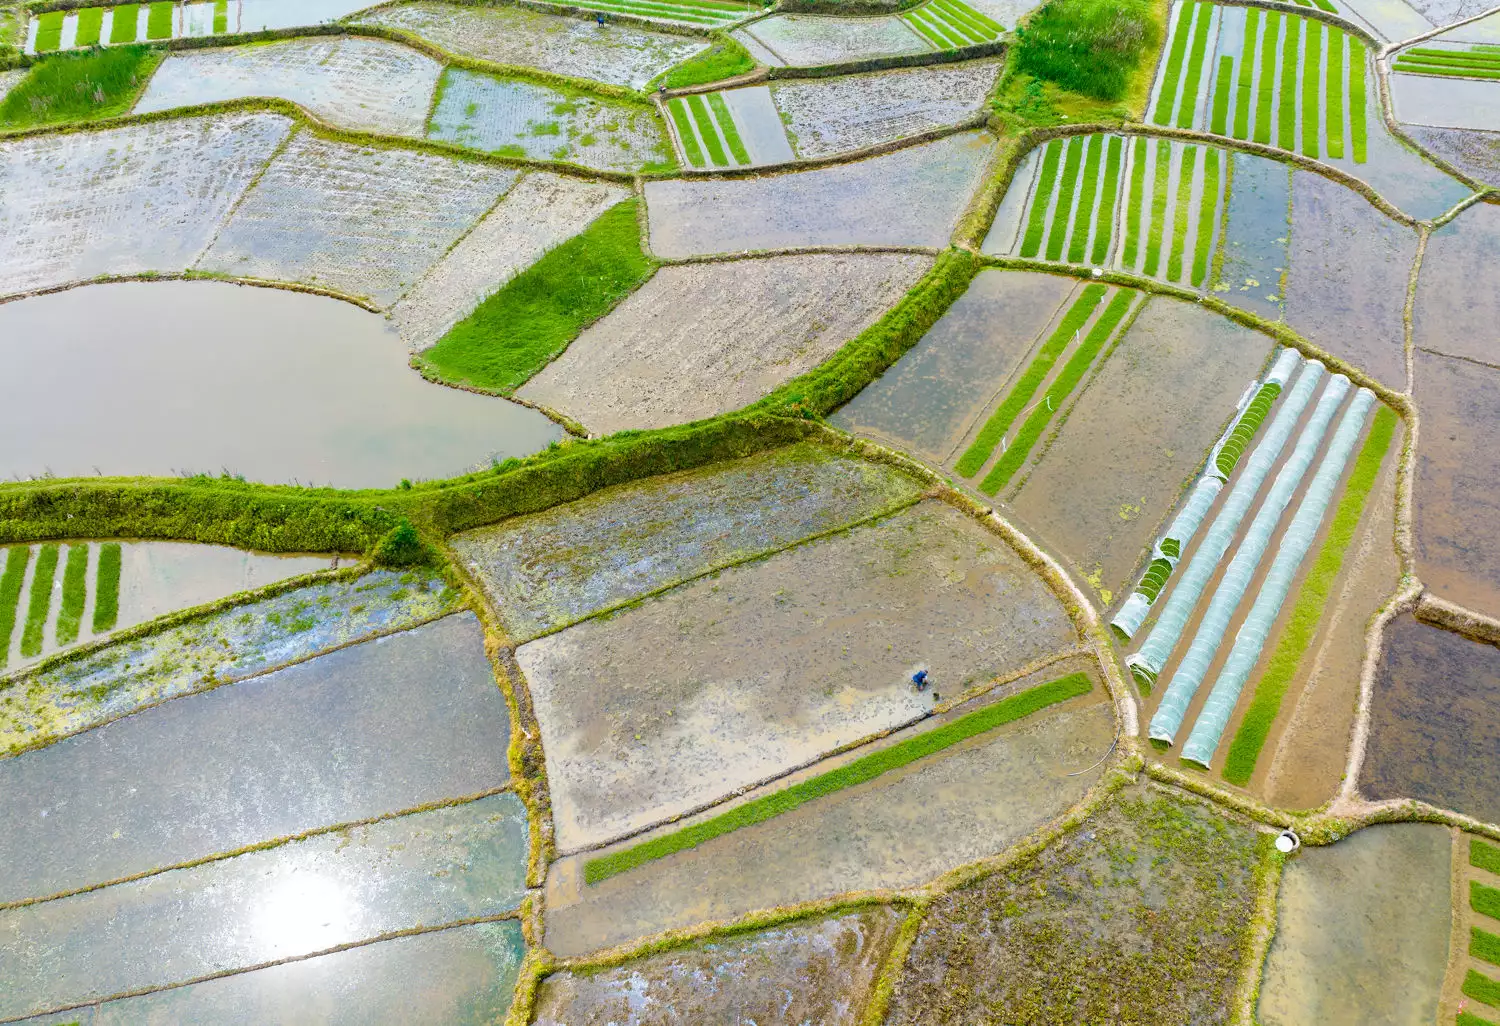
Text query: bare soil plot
358 1 706 89
1283 170 1416 389
1259 823 1452 1024
1007 297 1273 606
427 68 671 172
0 795 527 1021
543 691 1114 955
1408 0 1496 26
643 130 995 255
1410 350 1500 617
200 132 518 305
830 269 1078 463
741 13 932 67
391 173 628 350
452 441 923 641
0 613 507 904
518 500 1076 851
517 252 930 433
1406 124 1500 185
68 922 525 1025
885 786 1264 1025
1361 615 1500 824
1394 70 1500 133
1413 199 1500 366
533 909 902 1025
0 113 291 297
770 60 998 159
133 37 440 136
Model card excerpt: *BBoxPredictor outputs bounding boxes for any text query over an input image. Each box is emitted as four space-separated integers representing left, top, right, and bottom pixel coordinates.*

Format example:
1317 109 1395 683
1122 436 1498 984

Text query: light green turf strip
1277 14 1299 151
980 291 1136 494
1123 135 1149 268
1046 136 1086 260
1020 139 1064 258
1221 405 1396 785
585 671 1095 884
1254 11 1280 144
1458 1009 1500 1026
1405 46 1500 63
109 3 140 42
707 93 749 164
955 285 1108 477
911 6 965 47
1327 28 1346 158
1234 7 1261 138
1177 0 1215 128
1154 1 1198 126
1302 19 1322 158
34 10 64 51
75 7 104 46
1349 38 1368 162
1476 927 1500 968
1068 135 1105 263
92 542 122 634
1191 147 1220 286
686 93 729 166
19 543 59 659
666 98 706 167
1479 882 1500 921
1210 55 1234 134
1091 135 1124 265
54 545 89 647
1475 837 1500 875
1144 138 1173 277
935 0 1002 34
928 1 987 43
1394 62 1500 80
1463 968 1500 1009
0 547 30 669
213 0 228 33
1311 0 1336 10
903 11 951 48
146 0 174 39
1167 145 1199 282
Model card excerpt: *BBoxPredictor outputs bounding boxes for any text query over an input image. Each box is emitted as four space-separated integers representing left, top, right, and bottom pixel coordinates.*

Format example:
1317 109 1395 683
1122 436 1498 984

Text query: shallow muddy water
1406 124 1500 186
0 281 561 488
1214 152 1291 319
1414 200 1500 367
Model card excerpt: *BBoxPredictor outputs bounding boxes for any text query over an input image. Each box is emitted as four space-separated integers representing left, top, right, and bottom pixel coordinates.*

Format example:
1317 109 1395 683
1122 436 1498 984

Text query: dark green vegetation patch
1011 0 1161 101
1475 837 1500 876
0 45 163 129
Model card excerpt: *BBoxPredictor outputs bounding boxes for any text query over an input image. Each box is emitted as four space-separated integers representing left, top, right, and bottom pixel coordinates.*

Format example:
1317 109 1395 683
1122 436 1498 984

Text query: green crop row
74 6 103 46
1233 8 1259 138
1210 54 1233 135
1465 969 1500 1009
1215 381 1283 477
1067 134 1105 264
1176 0 1214 128
1045 136 1086 260
1394 60 1500 80
665 98 705 167
55 544 89 647
1475 927 1500 968
1477 881 1500 922
147 0 173 40
1301 20 1322 159
1220 405 1395 786
1402 46 1500 67
905 0 1002 47
93 542 122 634
20 543 59 659
1349 37 1368 162
686 93 729 166
1191 147 1220 286
33 10 64 52
1152 1 1199 127
1143 138 1172 277
0 546 30 668
1252 11 1279 145
1020 139 1065 259
1326 25 1345 158
1277 11 1298 151
706 93 749 164
1138 556 1174 601
1458 1010 1500 1026
585 671 1094 884
110 4 140 43
1166 144 1198 282
955 283 1107 477
1475 837 1500 875
1123 135 1147 267
1093 135 1124 265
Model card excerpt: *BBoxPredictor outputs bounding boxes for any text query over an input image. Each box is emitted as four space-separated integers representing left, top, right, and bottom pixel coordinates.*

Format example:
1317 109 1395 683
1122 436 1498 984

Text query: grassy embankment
0 44 162 128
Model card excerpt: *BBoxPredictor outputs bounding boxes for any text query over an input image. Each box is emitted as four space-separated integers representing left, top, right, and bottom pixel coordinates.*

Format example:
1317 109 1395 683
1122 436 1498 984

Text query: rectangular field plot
517 499 1077 852
644 130 995 254
0 613 507 904
427 68 672 172
1117 136 1229 286
357 2 707 89
452 441 924 641
664 89 773 169
24 0 379 52
1406 123 1500 185
0 113 292 297
528 0 753 29
1413 195 1500 366
0 795 527 1020
769 60 999 159
902 0 1005 49
740 13 933 67
198 132 518 305
1393 43 1500 123
544 685 1113 955
517 252 930 433
1212 148 1291 318
134 37 441 137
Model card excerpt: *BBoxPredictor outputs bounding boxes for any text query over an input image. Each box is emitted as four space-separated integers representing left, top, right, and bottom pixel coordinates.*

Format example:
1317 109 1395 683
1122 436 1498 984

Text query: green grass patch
980 289 1134 494
1020 138 1064 258
74 7 104 46
1176 0 1213 128
109 3 140 43
54 544 89 647
1166 144 1197 281
416 200 655 393
0 547 31 669
1152 0 1195 125
1459 1011 1500 1026
1045 135 1086 260
706 92 748 164
1012 0 1162 101
685 93 728 165
1465 969 1500 1009
20 543 59 659
1277 13 1299 151
1216 381 1283 476
1144 138 1171 276
213 0 228 33
1209 54 1233 134
1068 134 1105 263
665 97 705 167
1233 7 1259 138
92 542 121 634
660 38 755 89
1475 927 1500 967
1478 881 1500 922
33 10 65 52
1301 19 1321 158
1191 146 1219 286
1091 135 1124 265
1221 405 1394 786
1253 11 1279 144
1474 837 1500 876
1123 135 1148 267
0 44 162 128
146 0 173 39
956 284 1107 477
1349 38 1367 162
1326 27 1345 158
585 671 1094 884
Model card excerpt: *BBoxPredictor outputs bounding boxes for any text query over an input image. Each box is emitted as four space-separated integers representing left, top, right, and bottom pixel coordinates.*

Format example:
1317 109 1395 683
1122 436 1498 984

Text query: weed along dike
1 0 1497 1016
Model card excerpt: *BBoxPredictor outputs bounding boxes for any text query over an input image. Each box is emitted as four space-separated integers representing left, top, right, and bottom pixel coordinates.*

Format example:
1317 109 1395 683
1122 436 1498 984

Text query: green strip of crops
1046 136 1086 261
213 0 229 33
910 7 959 47
1138 556 1174 601
33 11 65 52
0 547 31 669
1349 38 1368 162
1091 135 1124 265
956 284 1107 477
1210 55 1234 134
1020 139 1064 259
1153 1 1197 126
1405 46 1500 65
54 544 90 647
75 7 104 47
666 98 705 167
928 1 987 44
1068 135 1105 263
417 200 655 392
903 11 951 49
1233 8 1260 138
1254 11 1279 144
1397 52 1500 69
109 3 140 43
92 542 122 634
1144 138 1172 277
20 543 60 659
707 93 748 164
1311 0 1336 10
686 93 729 166
1221 406 1396 786
1478 881 1500 922
1277 14 1299 151
1301 20 1322 158
1123 135 1148 268
1191 147 1220 286
585 672 1095 884
1476 927 1500 968
1476 838 1500 876
1217 381 1282 477
146 0 173 39
1326 28 1345 158
1167 145 1198 282
1458 1010 1500 1026
570 0 724 25
936 0 1002 35
1464 969 1500 1009
1176 0 1214 128
980 290 1135 494
1394 61 1500 80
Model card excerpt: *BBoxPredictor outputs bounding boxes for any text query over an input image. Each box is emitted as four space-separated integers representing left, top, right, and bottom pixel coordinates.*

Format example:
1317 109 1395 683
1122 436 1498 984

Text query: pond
0 280 562 488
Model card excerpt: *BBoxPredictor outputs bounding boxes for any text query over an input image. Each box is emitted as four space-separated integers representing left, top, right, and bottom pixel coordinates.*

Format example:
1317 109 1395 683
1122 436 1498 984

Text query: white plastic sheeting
1149 371 1351 743
1126 353 1318 685
1206 347 1301 480
1180 388 1377 766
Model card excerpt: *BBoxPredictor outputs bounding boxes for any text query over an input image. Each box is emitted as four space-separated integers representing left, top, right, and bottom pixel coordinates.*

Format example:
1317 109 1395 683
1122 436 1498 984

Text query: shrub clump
370 520 435 568
1011 0 1161 101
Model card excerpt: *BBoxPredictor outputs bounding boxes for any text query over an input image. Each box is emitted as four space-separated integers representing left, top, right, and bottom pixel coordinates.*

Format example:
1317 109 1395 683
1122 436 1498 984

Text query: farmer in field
912 668 930 692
